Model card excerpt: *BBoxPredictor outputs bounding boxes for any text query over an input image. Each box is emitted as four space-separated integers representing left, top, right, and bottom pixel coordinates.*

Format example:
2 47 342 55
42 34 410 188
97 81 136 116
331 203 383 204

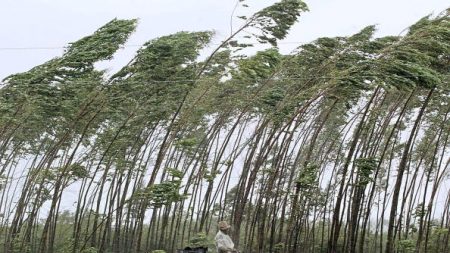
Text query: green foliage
64 19 137 64
354 157 377 186
134 168 186 208
67 163 89 179
397 239 416 252
144 181 186 208
253 0 308 45
4 19 136 85
108 31 214 128
296 164 318 189
9 237 29 253
261 86 285 108
188 232 210 248
167 167 184 179
0 5 449 253
175 136 201 157
175 137 198 149
433 227 449 235
112 31 212 81
236 48 282 81
203 169 221 183
374 11 450 90
0 19 137 152
414 203 427 218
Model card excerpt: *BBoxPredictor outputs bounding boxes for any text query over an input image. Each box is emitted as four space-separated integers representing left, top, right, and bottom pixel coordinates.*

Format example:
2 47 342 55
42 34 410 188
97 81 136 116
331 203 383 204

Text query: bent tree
0 2 449 253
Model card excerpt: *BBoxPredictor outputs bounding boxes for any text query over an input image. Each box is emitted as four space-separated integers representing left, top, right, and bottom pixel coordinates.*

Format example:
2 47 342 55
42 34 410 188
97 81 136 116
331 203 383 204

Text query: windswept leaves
253 0 308 45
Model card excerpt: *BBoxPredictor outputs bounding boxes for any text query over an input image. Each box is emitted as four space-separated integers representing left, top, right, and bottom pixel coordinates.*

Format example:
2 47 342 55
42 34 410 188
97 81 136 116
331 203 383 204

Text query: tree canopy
0 2 449 253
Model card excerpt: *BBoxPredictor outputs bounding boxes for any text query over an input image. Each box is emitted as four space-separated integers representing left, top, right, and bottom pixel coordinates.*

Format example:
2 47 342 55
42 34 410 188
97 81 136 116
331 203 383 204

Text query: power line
0 41 307 51
0 75 380 86
0 44 143 51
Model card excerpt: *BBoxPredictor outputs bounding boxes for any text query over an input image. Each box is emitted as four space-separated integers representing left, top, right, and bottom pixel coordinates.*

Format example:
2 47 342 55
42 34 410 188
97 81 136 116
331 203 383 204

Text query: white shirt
215 230 235 252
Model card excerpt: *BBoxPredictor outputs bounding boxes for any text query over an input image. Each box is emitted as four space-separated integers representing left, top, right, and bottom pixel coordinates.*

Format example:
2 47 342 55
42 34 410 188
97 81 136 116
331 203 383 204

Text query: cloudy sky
0 0 448 80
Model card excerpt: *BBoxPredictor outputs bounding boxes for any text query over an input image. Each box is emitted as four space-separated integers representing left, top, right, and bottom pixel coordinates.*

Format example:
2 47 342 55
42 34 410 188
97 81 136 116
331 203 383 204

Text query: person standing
215 221 239 253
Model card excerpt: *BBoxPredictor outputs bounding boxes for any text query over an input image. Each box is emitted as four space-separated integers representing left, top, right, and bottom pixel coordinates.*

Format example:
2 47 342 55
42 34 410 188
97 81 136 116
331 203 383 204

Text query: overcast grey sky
1 0 448 80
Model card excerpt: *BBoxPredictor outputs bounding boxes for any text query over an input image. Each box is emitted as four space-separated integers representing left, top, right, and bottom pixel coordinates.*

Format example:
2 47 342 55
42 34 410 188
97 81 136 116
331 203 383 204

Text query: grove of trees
0 1 449 252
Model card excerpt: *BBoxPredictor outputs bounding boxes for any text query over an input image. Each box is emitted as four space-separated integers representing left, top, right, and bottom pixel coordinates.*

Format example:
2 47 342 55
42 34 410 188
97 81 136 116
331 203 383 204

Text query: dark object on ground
177 247 208 253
